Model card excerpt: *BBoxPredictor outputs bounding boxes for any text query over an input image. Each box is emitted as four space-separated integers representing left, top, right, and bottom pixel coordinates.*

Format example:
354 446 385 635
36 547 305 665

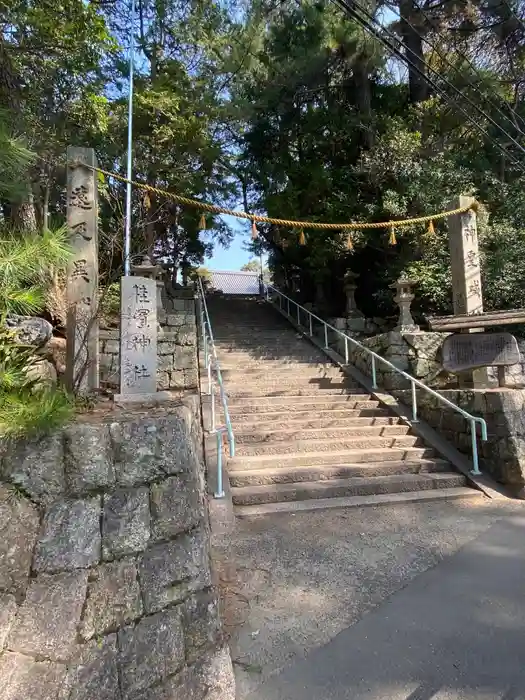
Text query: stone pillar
448 196 488 388
390 278 419 332
117 276 158 400
66 146 99 394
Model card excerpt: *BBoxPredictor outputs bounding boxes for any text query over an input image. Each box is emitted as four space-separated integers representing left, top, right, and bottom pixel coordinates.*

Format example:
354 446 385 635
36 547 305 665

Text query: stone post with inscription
447 195 488 388
66 146 99 394
116 276 159 401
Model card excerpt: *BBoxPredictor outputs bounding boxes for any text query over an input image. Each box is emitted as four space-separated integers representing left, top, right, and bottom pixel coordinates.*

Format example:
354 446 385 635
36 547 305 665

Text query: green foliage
0 388 73 438
0 227 71 316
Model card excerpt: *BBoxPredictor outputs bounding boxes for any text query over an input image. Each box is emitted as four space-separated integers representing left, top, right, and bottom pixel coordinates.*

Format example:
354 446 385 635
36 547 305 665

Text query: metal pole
470 419 481 475
411 380 418 422
123 0 135 276
215 430 225 498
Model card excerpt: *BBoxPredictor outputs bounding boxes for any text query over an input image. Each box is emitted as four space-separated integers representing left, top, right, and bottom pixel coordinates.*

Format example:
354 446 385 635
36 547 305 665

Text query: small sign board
442 332 520 373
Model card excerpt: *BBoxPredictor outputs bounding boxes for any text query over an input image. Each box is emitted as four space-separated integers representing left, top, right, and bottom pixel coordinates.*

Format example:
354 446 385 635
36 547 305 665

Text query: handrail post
214 430 225 498
210 385 216 432
207 359 212 395
470 419 481 475
297 304 300 325
287 298 290 316
324 323 328 348
344 337 349 364
309 314 313 337
411 380 418 422
371 356 378 389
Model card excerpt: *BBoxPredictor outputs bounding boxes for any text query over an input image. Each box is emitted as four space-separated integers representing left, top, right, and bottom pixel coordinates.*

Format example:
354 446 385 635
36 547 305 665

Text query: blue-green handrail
266 284 487 476
195 276 235 498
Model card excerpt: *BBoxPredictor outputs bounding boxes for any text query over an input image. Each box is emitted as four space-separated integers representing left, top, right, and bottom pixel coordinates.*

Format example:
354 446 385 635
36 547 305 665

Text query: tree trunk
399 0 428 103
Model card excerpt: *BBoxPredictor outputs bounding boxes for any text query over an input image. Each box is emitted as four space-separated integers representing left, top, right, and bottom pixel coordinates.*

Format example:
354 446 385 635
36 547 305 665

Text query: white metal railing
195 277 235 498
265 285 487 475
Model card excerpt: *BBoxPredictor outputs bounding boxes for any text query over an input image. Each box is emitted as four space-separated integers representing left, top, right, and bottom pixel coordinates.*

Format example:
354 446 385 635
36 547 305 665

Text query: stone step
233 413 400 431
215 353 329 363
228 446 435 470
218 362 340 371
226 387 370 399
220 367 345 379
227 397 379 414
234 487 482 517
228 458 453 486
235 424 411 445
231 472 468 506
235 434 423 457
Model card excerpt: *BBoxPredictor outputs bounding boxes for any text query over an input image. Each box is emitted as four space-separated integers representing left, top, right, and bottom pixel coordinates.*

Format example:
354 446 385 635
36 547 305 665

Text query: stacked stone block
100 297 198 392
0 397 234 699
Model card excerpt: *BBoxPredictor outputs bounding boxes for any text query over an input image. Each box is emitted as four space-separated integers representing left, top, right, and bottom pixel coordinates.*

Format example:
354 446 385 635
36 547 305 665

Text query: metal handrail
195 277 235 498
265 285 487 475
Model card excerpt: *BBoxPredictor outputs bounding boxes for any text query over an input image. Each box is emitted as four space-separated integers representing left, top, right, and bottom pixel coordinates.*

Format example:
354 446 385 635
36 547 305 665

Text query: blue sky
205 215 257 271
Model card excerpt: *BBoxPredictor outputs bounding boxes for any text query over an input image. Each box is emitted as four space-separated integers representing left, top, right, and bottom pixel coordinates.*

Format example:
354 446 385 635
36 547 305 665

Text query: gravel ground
211 495 523 699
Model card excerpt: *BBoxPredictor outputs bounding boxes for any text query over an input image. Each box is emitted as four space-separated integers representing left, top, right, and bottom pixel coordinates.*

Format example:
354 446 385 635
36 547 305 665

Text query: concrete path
246 513 525 700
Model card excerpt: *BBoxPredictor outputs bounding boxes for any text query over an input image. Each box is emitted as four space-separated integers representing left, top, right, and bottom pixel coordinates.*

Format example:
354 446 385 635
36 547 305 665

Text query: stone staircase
206 295 480 516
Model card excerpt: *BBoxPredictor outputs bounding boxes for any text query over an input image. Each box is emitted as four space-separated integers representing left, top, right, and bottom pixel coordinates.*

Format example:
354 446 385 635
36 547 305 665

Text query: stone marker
442 332 520 373
447 195 487 388
66 146 99 394
117 276 157 397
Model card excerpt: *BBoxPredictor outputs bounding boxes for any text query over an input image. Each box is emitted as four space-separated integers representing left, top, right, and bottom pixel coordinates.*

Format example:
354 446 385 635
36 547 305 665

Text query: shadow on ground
212 497 522 700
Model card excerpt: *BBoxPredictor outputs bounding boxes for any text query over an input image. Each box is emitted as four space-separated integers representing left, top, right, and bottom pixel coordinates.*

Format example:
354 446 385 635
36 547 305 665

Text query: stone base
113 391 174 405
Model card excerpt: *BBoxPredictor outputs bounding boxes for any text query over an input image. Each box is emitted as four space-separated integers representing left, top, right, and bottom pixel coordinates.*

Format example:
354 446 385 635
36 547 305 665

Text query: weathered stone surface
26 359 58 387
61 634 120 700
139 529 211 614
158 354 174 372
34 497 101 573
80 559 142 640
172 346 196 371
6 314 53 347
182 591 221 662
64 423 115 494
142 647 235 700
0 652 66 700
1 432 65 504
150 474 203 542
443 332 520 372
0 594 17 650
102 487 150 560
8 570 88 661
41 335 67 374
156 370 171 390
111 413 197 485
0 484 39 597
118 608 185 696
169 370 186 389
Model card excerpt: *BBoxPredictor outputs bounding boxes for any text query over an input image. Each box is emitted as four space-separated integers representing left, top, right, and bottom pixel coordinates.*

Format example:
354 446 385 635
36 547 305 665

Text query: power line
331 0 525 175
394 0 525 136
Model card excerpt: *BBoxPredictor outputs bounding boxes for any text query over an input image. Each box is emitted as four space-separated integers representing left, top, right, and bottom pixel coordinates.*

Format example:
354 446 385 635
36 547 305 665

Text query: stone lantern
344 270 366 332
390 277 419 332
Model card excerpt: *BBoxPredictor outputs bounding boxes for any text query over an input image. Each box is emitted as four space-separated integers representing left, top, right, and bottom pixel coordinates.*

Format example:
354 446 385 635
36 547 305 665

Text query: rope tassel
388 225 397 246
251 220 258 240
346 232 353 250
199 213 206 230
298 228 306 245
427 219 435 236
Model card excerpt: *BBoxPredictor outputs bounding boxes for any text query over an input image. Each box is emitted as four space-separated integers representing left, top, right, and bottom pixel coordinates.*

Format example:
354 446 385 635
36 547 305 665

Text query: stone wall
0 396 235 699
345 330 525 390
393 387 525 494
347 330 456 390
100 297 198 391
